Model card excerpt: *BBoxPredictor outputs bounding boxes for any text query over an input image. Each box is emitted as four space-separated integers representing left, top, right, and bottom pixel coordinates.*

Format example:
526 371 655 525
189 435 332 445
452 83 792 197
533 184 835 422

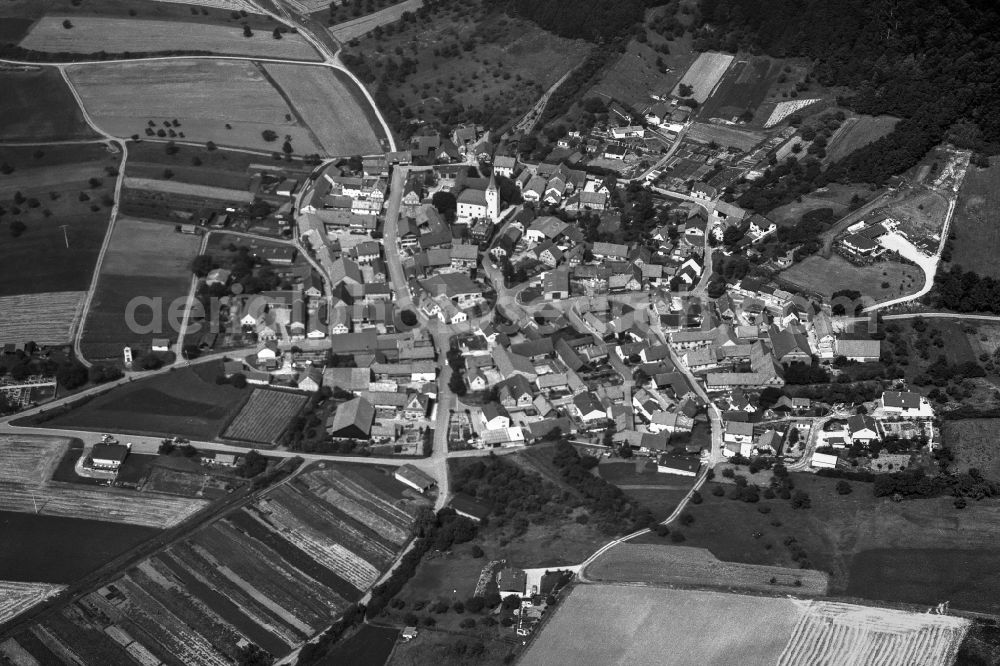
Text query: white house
811 452 839 469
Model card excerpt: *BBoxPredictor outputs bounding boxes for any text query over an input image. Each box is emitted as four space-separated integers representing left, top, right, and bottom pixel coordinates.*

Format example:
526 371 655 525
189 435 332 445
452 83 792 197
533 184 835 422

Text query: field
68 59 324 154
825 114 900 163
522 584 804 666
943 419 1000 479
698 55 785 122
524 584 968 666
45 362 251 439
767 183 870 227
329 0 422 42
0 464 423 664
951 156 1000 278
0 292 86 345
0 582 65 625
0 510 160 583
586 543 829 594
322 623 398 666
589 37 697 109
779 254 921 300
686 122 765 151
0 143 120 297
79 216 201 361
0 67 96 142
123 176 253 204
885 188 949 239
222 389 308 444
0 436 68 485
263 63 385 156
20 16 321 60
672 51 734 103
123 140 265 191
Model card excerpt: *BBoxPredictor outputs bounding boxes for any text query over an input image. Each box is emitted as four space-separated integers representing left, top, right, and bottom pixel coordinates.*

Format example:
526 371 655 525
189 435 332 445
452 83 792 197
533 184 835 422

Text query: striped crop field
0 581 65 625
0 463 423 664
222 389 308 445
0 436 68 485
0 292 85 345
776 601 969 666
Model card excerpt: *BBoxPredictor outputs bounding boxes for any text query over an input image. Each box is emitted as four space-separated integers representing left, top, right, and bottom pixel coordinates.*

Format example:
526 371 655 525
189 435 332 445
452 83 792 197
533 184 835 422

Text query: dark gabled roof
449 492 491 521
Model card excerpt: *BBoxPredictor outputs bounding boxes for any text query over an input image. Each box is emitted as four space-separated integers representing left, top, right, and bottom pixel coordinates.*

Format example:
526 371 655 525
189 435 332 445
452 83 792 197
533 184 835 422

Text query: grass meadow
951 157 1000 278
0 68 96 142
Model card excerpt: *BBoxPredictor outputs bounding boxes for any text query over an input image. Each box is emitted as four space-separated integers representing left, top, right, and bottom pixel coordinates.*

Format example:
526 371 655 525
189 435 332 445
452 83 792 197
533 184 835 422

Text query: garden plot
21 16 320 60
0 292 86 345
263 63 384 156
0 581 65 625
67 59 323 153
148 0 259 11
687 122 765 152
0 484 206 528
672 52 733 103
221 389 308 444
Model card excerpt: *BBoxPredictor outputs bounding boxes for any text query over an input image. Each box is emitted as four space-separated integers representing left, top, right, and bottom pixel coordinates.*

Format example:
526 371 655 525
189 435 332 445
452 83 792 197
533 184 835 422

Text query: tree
432 191 457 220
236 644 271 666
400 310 417 326
678 83 693 97
272 27 283 39
448 370 467 396
237 450 268 478
243 23 253 37
56 362 88 390
62 19 73 29
689 490 703 504
836 480 853 495
791 490 811 509
466 596 485 612
470 544 484 558
282 140 293 154
165 141 179 155
262 129 278 142
9 220 26 237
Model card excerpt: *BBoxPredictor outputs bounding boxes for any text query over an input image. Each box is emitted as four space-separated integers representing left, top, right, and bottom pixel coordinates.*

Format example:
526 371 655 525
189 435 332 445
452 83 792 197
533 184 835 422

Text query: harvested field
0 436 68 485
20 16 320 60
0 292 85 345
0 484 205 529
672 52 733 103
776 601 968 665
826 114 899 162
222 389 308 444
886 188 949 239
586 543 828 595
521 584 805 666
97 217 201 276
67 59 323 153
0 582 65 625
263 63 384 156
329 0 422 42
45 362 251 439
687 122 765 151
122 177 253 204
779 254 921 301
951 156 1000 278
148 0 258 10
0 67 96 143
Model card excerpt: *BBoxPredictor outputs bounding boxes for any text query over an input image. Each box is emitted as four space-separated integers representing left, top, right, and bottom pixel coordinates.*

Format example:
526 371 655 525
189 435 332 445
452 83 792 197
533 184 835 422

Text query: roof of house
882 390 922 410
92 443 128 463
450 492 491 521
836 338 881 358
395 463 436 489
658 453 701 473
328 397 374 436
420 273 483 298
573 392 605 416
848 414 878 434
725 420 754 436
322 367 371 391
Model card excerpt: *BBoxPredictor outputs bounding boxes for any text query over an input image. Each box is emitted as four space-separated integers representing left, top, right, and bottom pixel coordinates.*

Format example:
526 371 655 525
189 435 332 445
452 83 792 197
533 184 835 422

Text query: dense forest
925 265 1000 315
696 0 1000 187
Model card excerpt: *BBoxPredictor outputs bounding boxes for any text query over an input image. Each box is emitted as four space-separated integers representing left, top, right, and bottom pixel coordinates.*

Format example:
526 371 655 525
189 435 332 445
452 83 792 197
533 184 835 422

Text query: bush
835 480 853 495
470 544 484 558
670 531 686 543
679 512 694 526
465 596 485 613
689 490 703 505
711 484 725 497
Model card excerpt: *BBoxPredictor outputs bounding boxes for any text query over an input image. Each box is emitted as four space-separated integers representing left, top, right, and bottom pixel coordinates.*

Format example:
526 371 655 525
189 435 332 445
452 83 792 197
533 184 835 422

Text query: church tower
485 170 499 222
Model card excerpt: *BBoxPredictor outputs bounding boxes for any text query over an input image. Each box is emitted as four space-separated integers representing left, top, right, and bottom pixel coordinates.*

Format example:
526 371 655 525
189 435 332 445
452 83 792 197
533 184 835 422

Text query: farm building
657 453 700 477
394 464 436 493
326 396 374 439
91 442 129 471
449 492 490 522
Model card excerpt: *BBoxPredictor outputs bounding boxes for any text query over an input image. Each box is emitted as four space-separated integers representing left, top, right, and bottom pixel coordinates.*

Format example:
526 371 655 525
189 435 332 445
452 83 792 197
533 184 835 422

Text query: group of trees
927 266 1000 316
873 468 1000 502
